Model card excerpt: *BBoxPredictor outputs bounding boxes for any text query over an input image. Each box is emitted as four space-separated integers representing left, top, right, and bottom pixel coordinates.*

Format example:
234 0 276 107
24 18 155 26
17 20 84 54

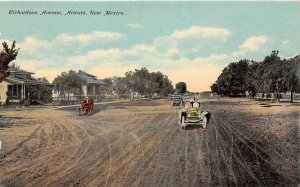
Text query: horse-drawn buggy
76 98 94 115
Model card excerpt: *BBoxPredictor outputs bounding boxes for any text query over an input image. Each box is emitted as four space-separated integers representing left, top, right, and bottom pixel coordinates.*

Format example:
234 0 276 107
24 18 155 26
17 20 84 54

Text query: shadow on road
183 125 204 130
56 103 107 115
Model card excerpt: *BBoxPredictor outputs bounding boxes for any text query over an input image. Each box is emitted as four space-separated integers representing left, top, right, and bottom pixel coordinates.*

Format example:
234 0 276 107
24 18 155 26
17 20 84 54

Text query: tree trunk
291 90 294 103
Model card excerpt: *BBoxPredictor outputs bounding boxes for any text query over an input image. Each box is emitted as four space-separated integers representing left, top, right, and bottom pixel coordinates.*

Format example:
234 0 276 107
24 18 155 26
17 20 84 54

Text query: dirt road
0 98 299 186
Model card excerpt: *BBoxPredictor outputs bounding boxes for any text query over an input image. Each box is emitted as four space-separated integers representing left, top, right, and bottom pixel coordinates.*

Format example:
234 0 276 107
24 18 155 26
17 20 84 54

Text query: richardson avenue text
9 10 38 15
8 10 124 16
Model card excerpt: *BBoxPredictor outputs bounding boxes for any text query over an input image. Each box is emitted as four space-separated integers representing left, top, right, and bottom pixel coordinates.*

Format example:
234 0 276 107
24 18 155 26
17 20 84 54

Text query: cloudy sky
0 1 299 91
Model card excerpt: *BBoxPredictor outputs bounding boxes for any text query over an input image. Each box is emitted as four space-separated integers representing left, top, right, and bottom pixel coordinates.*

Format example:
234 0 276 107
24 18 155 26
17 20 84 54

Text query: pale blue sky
0 1 299 91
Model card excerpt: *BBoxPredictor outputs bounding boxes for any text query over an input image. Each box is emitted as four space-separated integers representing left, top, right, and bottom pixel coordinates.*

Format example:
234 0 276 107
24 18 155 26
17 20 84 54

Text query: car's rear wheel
202 116 207 129
181 116 186 130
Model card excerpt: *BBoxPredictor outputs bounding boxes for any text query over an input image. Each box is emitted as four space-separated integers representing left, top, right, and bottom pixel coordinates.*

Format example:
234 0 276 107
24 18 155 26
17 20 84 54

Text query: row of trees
98 67 174 97
51 67 174 99
211 51 300 102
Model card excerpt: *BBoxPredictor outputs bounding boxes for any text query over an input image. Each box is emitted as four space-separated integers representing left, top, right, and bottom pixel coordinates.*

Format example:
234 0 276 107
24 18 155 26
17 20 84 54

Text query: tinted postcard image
0 1 299 187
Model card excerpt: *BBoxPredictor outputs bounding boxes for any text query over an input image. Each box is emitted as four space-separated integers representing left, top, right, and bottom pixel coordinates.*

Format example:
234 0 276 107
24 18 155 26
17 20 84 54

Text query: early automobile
170 94 183 106
178 100 209 130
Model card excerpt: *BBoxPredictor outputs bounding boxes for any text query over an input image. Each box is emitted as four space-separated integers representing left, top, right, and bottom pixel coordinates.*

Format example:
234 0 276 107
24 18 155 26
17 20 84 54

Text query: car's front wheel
202 116 207 129
76 106 81 115
178 116 181 125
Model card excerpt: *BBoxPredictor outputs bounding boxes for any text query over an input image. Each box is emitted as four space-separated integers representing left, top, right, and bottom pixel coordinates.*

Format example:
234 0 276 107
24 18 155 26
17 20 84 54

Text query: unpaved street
0 98 299 186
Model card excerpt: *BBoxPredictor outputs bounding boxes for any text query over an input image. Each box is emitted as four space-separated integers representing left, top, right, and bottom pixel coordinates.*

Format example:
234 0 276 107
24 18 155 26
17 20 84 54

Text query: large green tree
0 41 19 82
210 83 220 94
30 77 53 104
214 60 249 96
256 51 282 98
52 70 86 100
124 67 173 97
282 55 300 102
100 77 114 95
148 71 173 96
114 76 129 97
245 60 259 97
175 82 187 94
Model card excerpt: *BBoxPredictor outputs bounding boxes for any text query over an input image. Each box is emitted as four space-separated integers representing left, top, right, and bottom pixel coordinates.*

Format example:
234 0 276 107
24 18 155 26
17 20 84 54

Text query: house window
7 85 12 96
13 85 18 96
6 85 18 97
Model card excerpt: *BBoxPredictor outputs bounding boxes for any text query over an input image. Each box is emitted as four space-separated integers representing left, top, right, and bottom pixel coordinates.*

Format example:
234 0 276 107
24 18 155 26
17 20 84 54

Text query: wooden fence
52 94 148 102
254 92 300 102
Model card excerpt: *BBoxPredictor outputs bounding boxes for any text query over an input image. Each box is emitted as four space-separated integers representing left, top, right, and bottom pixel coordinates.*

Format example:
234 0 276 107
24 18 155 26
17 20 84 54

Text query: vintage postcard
0 1 299 186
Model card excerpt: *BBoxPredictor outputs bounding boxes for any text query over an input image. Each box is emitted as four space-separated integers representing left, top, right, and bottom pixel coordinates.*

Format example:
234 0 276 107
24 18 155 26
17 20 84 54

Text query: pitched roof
78 70 105 85
5 68 45 85
9 68 34 75
6 75 45 85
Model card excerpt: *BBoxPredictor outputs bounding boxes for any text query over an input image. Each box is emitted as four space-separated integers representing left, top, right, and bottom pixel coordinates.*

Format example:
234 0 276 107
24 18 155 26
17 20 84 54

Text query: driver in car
192 102 200 109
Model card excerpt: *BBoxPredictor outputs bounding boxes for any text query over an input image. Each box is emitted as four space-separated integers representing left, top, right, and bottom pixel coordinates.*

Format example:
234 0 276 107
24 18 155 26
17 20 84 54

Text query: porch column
21 84 24 99
27 85 30 99
22 85 25 99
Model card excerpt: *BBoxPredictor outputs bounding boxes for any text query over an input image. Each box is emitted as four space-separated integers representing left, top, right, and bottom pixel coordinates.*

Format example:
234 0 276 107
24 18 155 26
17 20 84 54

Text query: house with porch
0 68 47 105
52 70 105 101
78 70 105 96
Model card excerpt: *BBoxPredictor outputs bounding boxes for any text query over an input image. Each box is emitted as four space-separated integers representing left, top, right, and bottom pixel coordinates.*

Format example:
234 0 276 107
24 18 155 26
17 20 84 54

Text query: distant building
0 68 48 105
52 70 105 101
78 70 105 96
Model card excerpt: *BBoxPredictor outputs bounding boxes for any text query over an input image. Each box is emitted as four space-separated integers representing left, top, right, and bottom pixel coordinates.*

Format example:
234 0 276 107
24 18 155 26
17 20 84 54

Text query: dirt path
0 98 299 186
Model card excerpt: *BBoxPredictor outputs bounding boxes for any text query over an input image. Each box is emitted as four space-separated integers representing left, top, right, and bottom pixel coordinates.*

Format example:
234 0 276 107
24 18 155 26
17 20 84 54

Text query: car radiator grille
187 117 200 121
